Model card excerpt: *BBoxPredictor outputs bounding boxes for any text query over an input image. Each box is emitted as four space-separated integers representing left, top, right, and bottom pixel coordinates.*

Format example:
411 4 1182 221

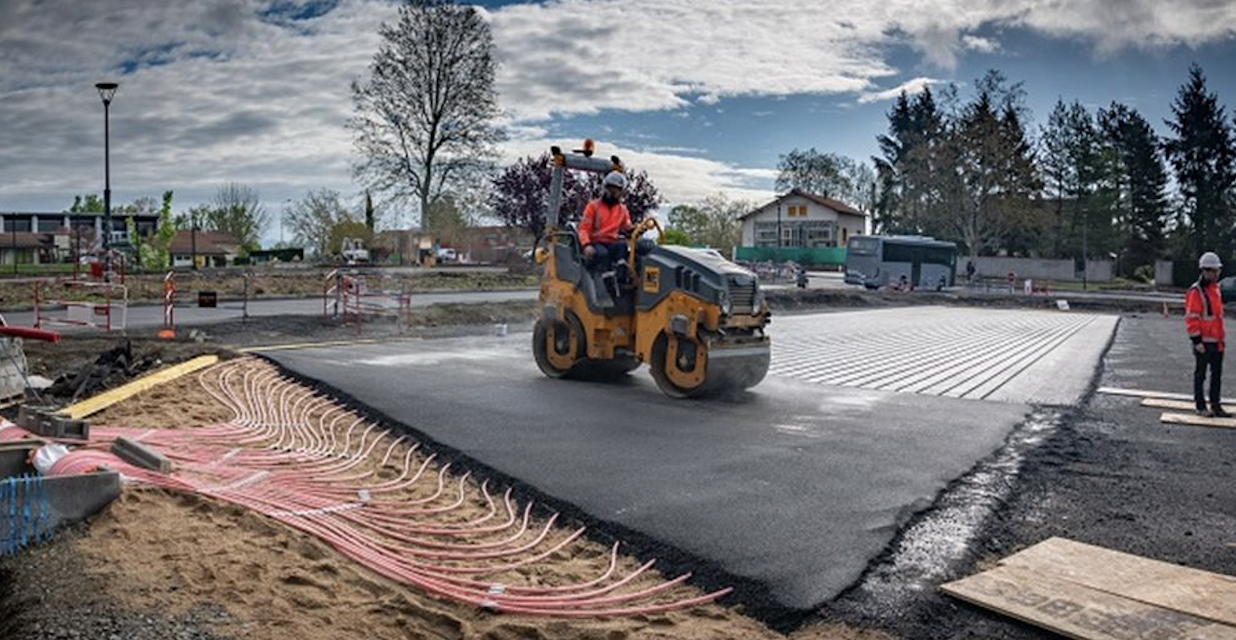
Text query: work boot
1212 406 1231 418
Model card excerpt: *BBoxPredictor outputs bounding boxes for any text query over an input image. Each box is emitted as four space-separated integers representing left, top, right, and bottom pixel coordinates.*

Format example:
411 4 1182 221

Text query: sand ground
68 358 888 640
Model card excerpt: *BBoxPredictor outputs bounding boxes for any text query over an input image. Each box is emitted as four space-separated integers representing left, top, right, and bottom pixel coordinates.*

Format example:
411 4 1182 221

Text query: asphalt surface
1 289 536 331
263 306 1116 619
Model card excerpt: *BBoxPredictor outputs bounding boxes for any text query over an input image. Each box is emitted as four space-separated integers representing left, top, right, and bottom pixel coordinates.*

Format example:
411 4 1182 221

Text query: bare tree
286 189 354 256
349 0 503 232
207 183 269 250
667 195 748 257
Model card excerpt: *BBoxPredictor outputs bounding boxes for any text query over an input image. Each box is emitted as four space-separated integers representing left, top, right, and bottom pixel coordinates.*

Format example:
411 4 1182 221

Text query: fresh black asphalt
264 311 1065 613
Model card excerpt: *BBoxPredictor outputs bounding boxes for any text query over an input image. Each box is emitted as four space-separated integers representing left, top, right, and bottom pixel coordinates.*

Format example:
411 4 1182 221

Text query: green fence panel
734 246 847 266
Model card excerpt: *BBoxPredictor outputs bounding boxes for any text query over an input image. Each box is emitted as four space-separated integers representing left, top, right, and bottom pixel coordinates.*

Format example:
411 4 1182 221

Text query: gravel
0 524 233 640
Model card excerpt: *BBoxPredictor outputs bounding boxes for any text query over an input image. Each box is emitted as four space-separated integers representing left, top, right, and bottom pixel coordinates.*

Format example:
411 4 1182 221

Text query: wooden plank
942 564 1236 640
1161 412 1236 430
1000 538 1236 626
1140 397 1236 412
1099 386 1236 404
59 355 220 420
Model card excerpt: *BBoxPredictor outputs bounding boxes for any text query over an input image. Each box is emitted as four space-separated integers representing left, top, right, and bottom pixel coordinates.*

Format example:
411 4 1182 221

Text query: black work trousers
1193 343 1224 410
586 242 627 274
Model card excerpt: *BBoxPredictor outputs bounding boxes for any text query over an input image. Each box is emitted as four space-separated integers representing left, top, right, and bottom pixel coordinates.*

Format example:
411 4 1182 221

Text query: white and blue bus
844 235 957 290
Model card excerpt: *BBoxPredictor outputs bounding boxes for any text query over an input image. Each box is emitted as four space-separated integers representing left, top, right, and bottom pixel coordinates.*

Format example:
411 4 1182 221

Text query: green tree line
873 65 1233 283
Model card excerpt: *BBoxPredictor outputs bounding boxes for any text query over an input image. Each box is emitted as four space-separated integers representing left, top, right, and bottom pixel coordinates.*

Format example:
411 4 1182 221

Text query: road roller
531 142 771 398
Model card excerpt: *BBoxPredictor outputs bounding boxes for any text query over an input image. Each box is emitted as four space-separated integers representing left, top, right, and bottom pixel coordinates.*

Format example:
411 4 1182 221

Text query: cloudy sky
2 0 1235 244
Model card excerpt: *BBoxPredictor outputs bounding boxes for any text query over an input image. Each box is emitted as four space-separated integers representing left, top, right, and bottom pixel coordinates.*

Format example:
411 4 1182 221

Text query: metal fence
734 246 847 266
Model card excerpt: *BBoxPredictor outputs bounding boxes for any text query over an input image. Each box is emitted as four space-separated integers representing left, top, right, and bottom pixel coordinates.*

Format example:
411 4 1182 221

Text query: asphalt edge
819 315 1124 633
254 352 814 633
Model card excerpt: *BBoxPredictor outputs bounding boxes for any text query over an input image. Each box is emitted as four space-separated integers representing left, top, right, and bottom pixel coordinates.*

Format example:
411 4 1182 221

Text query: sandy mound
76 357 845 639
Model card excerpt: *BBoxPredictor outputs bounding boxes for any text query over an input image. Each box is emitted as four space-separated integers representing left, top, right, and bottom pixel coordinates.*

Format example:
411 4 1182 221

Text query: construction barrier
162 271 176 331
340 275 412 334
322 269 340 318
34 280 128 332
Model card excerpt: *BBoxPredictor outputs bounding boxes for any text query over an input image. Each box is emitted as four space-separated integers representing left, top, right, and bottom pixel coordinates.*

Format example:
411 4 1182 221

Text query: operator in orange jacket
1186 251 1228 417
579 171 633 274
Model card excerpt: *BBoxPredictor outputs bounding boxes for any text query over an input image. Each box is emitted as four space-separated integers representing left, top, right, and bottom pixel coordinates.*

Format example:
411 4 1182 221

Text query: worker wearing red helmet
580 171 633 273
1186 251 1228 417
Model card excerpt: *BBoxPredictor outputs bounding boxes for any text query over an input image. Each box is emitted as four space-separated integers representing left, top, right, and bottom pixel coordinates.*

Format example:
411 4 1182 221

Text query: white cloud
962 35 1000 53
0 0 393 218
2 0 1235 236
488 0 1236 119
499 135 776 206
858 77 942 104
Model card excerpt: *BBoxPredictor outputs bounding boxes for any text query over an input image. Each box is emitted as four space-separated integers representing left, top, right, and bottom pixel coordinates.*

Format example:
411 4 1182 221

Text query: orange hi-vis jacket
579 199 632 247
1185 280 1225 350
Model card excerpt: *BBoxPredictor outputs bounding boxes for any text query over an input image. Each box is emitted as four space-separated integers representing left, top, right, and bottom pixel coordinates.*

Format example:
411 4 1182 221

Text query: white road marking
768 307 1116 404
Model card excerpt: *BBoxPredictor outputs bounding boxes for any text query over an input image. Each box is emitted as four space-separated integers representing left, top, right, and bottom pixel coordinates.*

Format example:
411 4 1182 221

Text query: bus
844 235 958 290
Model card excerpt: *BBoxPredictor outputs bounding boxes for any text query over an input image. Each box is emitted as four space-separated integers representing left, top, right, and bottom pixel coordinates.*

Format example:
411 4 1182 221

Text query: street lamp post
95 82 118 282
191 209 198 271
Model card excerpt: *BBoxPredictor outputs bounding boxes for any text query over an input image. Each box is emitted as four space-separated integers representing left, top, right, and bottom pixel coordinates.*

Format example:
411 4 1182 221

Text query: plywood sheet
1099 387 1236 404
943 564 1236 640
1139 398 1236 412
1000 538 1236 626
1160 412 1236 430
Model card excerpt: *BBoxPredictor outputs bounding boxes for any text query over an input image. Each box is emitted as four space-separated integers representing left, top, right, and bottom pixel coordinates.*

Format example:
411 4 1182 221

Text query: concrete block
18 405 89 441
110 437 172 474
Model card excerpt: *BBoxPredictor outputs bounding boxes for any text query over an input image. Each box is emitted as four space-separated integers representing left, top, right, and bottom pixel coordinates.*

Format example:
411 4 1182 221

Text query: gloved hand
583 245 596 259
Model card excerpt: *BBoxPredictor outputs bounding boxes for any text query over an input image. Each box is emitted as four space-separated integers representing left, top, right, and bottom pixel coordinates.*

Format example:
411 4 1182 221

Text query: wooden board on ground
1160 412 1236 430
999 538 1236 626
59 355 220 420
942 538 1236 640
1099 387 1236 404
1139 397 1236 412
943 564 1236 640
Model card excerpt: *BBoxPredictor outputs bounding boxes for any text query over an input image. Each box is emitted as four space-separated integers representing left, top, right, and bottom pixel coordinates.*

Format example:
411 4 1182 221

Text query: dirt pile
22 336 226 408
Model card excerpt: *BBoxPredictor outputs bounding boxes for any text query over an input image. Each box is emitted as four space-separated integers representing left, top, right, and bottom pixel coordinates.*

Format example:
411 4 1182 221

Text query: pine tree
873 91 914 233
1099 103 1169 277
1164 64 1236 267
873 87 943 234
1039 100 1073 257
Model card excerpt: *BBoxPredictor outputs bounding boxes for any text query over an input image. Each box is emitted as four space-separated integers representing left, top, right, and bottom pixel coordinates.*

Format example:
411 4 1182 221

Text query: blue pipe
1 478 12 555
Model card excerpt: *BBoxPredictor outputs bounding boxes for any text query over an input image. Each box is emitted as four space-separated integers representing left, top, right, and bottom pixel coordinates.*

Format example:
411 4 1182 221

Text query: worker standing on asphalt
1185 251 1229 417
580 172 633 274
